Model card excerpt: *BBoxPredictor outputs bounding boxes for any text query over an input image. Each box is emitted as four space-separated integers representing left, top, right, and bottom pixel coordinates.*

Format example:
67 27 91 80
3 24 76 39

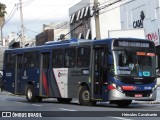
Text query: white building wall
90 0 122 39
120 0 160 45
70 0 160 45
99 5 121 38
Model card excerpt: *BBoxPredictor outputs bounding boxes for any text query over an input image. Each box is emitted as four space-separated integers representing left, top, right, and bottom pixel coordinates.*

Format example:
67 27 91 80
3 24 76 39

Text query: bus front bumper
109 89 157 101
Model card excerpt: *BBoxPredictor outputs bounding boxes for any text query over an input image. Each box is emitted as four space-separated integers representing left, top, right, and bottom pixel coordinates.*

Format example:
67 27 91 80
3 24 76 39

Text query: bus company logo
6 73 12 77
22 70 28 79
58 72 67 77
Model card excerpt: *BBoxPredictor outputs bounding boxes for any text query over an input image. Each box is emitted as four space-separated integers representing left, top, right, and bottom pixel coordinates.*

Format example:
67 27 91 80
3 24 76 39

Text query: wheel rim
82 90 89 101
27 88 32 99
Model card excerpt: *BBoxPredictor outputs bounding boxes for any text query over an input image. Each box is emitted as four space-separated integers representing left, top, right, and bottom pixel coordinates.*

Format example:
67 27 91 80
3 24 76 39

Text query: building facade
36 29 54 46
43 22 70 40
69 0 92 39
70 0 160 46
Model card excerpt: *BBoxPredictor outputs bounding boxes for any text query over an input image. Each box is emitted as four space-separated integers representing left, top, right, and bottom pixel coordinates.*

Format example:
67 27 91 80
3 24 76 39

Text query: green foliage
0 3 7 17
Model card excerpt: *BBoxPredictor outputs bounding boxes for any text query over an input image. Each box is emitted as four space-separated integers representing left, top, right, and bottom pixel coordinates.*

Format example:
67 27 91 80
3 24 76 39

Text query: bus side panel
3 70 15 93
20 69 40 95
48 69 61 97
52 68 69 98
68 68 90 98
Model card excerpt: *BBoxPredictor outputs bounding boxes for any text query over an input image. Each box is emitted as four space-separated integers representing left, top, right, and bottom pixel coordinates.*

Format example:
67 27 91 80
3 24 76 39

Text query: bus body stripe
42 71 49 96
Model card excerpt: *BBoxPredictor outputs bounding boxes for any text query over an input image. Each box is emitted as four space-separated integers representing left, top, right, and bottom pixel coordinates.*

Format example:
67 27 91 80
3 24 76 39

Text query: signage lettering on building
133 11 145 28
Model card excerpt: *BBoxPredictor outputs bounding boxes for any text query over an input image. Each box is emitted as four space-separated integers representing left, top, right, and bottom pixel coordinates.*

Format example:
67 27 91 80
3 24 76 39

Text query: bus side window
6 54 15 69
64 48 76 68
24 52 37 68
77 47 90 68
43 53 50 68
52 49 63 68
17 55 23 69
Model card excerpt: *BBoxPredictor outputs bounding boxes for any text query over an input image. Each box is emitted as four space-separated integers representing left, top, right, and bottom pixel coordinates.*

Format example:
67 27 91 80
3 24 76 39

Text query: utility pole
93 0 101 39
19 0 24 47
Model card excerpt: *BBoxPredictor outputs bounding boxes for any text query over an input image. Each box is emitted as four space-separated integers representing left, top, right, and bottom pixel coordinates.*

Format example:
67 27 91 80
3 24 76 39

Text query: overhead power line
24 27 39 34
22 0 34 7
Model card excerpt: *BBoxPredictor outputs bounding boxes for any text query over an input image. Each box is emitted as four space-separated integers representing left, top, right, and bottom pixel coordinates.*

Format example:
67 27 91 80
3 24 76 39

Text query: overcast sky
1 0 81 38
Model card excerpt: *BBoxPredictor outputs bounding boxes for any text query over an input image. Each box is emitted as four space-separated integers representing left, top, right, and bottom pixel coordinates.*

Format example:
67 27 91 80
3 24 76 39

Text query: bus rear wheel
57 98 72 103
78 86 96 106
116 100 132 107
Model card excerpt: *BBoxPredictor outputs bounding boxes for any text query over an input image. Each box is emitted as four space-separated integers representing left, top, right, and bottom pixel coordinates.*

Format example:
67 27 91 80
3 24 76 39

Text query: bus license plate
135 94 142 97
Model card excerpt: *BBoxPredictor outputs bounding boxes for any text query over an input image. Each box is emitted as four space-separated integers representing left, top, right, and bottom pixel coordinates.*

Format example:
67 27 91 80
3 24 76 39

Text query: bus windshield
113 50 155 77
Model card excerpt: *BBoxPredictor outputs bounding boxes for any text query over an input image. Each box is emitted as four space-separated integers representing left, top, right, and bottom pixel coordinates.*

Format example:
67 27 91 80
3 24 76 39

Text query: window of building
77 47 90 67
76 10 81 21
86 29 91 39
64 48 76 68
84 6 90 17
80 7 85 19
53 49 63 68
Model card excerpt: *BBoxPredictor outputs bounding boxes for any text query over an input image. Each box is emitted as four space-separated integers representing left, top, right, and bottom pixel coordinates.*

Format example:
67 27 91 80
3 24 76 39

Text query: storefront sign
133 11 145 28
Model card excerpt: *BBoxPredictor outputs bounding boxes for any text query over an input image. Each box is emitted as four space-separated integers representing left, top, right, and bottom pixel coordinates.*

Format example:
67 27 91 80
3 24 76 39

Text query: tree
0 3 7 17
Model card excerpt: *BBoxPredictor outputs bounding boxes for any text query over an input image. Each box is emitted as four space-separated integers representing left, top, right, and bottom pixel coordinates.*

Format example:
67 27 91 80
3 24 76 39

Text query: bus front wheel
26 85 35 102
26 84 40 102
78 86 96 106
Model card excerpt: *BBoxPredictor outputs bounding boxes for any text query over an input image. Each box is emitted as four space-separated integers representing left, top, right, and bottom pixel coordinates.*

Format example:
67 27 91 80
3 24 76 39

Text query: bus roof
4 38 152 54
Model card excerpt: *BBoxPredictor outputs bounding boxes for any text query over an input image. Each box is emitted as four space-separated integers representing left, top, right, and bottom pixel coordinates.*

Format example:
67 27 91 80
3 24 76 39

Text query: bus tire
57 98 72 103
78 86 96 106
26 84 36 102
116 100 132 107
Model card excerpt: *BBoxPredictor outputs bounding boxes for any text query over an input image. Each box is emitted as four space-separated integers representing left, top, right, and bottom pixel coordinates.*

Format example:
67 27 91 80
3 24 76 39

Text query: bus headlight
112 83 123 92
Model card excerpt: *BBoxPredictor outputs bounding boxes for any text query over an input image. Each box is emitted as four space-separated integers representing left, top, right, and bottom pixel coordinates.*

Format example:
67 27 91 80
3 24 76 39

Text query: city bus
2 38 157 107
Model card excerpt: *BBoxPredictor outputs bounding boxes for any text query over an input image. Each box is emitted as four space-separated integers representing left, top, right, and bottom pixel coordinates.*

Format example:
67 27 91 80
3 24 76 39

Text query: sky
1 0 81 39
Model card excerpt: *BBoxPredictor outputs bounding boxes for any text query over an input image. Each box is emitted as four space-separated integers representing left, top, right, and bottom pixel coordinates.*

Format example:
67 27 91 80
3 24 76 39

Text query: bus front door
15 54 23 94
92 47 108 100
40 52 50 97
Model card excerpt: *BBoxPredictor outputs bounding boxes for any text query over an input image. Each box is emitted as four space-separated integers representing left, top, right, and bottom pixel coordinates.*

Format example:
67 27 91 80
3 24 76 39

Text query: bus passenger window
6 54 15 69
24 52 37 68
52 49 63 68
64 48 76 68
43 53 50 68
77 47 90 68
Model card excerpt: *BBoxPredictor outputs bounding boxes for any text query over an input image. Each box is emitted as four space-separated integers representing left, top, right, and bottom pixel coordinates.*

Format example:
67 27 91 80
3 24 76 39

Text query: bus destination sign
118 41 149 48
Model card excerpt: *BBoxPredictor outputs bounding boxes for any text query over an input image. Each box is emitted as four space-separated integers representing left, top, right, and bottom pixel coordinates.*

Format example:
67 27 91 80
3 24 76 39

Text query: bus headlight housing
152 85 157 92
112 83 123 92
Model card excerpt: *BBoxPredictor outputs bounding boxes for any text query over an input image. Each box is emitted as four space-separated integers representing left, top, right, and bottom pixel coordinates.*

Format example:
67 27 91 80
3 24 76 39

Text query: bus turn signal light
122 86 136 90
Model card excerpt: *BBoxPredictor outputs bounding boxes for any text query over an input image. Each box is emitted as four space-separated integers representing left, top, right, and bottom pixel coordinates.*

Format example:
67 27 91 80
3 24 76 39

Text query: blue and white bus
2 38 157 107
